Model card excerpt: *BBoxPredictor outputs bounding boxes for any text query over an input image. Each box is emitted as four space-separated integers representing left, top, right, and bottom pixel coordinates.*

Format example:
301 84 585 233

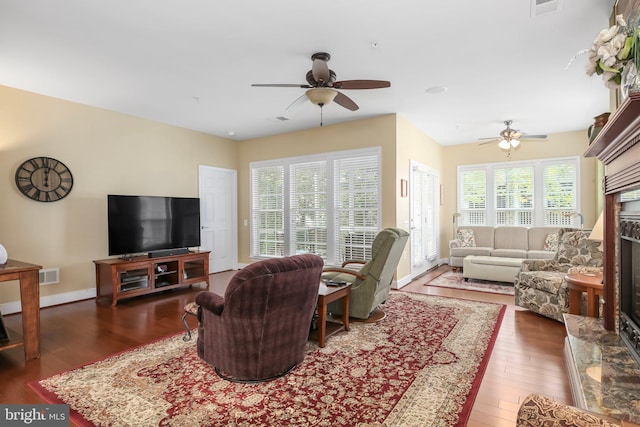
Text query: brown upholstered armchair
195 254 323 382
321 227 409 320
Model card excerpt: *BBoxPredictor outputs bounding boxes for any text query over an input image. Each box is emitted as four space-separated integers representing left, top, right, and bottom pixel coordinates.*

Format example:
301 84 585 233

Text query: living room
2 0 637 425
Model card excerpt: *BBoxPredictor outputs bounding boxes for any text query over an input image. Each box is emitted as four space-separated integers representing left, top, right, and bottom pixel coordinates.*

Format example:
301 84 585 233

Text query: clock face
15 157 74 202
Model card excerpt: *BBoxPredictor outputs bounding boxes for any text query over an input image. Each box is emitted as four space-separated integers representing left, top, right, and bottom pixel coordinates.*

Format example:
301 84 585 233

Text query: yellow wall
236 114 398 264
441 130 598 254
0 85 236 308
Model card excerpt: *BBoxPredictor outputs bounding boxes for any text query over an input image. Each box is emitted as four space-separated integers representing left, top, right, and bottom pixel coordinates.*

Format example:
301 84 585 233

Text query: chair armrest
322 267 367 281
521 259 559 272
195 291 225 316
517 394 624 426
449 239 461 249
567 266 604 276
341 260 366 268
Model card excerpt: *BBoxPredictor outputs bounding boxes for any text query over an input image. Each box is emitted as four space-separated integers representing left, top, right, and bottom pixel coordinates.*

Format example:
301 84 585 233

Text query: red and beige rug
31 292 505 427
423 271 515 295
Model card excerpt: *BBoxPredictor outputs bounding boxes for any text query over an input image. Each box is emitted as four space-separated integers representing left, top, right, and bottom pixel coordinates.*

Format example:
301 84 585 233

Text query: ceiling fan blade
284 93 309 113
478 140 498 146
521 134 548 139
251 83 311 88
334 92 359 111
334 80 391 89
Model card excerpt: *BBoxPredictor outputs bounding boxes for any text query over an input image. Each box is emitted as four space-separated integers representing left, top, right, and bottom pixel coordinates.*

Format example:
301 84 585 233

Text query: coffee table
565 272 604 317
311 282 351 348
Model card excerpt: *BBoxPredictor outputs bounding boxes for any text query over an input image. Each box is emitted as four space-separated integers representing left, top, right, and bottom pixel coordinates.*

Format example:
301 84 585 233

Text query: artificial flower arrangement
586 14 639 89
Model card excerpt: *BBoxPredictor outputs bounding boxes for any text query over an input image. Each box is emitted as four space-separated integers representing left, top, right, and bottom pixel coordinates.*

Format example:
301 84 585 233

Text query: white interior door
199 165 238 273
410 161 440 278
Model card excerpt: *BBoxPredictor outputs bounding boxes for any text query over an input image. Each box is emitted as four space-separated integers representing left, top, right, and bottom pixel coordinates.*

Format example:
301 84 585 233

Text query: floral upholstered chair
514 228 603 322
517 394 639 426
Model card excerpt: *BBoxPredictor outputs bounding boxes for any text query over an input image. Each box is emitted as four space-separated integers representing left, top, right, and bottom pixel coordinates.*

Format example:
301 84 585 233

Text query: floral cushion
556 230 603 267
456 229 476 247
543 233 559 252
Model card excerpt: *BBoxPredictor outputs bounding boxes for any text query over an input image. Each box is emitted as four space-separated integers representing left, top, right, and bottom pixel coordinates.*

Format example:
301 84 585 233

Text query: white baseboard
392 274 412 289
0 287 96 315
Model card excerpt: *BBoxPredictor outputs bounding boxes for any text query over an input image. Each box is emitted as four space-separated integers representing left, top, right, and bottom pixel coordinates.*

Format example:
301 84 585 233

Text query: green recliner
322 227 409 320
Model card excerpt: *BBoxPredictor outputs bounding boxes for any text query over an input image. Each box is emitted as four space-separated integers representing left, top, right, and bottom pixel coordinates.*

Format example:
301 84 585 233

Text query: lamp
306 88 338 106
497 137 520 150
498 139 511 150
590 212 604 241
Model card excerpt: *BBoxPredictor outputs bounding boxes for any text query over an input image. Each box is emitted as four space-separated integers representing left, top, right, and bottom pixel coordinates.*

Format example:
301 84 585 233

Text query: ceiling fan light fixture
306 88 338 106
510 138 520 148
498 139 511 150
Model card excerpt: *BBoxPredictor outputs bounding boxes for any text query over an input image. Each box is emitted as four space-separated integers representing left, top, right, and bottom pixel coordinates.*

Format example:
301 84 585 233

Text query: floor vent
39 268 59 285
531 0 563 17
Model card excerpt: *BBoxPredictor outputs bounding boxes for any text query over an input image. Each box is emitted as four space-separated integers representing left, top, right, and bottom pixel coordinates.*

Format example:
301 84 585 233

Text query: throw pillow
543 233 559 252
456 229 476 247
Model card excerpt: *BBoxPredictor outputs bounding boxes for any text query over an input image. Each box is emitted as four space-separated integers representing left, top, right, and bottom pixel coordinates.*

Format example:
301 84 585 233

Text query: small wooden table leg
19 270 41 360
568 288 581 315
341 292 350 332
317 296 328 348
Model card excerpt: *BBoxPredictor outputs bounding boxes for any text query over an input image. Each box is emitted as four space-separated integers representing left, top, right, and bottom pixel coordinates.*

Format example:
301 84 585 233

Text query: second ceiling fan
479 120 547 151
251 52 391 113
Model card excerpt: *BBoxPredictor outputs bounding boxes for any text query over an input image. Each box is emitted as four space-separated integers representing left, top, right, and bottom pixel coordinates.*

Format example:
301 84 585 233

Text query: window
251 148 381 264
457 156 580 227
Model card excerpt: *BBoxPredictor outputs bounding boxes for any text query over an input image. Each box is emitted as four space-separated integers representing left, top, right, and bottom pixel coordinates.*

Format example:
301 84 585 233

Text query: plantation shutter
459 169 486 225
333 154 380 263
251 165 285 257
289 160 328 257
494 165 534 226
543 160 578 226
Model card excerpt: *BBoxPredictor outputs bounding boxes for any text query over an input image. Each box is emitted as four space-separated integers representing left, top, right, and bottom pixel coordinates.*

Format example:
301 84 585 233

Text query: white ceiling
0 0 615 146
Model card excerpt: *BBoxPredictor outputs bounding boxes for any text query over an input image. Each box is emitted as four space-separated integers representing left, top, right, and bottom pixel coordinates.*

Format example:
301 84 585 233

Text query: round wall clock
15 156 74 202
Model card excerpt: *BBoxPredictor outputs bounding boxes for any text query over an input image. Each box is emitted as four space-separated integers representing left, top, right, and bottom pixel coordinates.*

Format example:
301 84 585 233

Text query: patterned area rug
31 292 505 427
424 271 515 295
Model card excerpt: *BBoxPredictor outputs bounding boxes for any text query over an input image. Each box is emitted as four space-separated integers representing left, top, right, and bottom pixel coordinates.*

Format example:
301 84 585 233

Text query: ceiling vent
531 0 563 17
276 116 289 121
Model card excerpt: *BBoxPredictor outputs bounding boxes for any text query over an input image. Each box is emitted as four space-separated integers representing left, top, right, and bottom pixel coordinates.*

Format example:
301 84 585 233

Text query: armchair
514 228 603 322
321 227 409 320
195 254 323 382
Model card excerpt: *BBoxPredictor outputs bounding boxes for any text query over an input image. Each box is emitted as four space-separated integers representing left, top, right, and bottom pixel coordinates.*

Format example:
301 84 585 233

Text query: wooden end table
312 282 351 348
565 272 604 318
0 259 43 360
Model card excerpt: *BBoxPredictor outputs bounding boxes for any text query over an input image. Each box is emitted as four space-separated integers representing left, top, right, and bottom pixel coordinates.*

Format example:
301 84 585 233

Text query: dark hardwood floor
0 266 570 426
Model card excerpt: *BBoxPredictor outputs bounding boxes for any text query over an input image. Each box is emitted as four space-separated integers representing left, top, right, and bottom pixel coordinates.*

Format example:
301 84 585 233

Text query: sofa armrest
449 239 461 250
517 394 625 426
521 259 559 272
195 291 225 316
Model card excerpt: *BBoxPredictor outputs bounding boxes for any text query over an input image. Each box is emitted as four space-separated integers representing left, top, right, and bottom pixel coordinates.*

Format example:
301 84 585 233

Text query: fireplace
619 213 640 364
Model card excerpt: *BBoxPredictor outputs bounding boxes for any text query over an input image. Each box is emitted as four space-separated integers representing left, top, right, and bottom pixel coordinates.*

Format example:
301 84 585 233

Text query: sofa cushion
450 246 492 257
528 227 561 251
526 250 556 260
517 270 565 295
491 248 527 258
456 229 476 247
556 230 603 267
494 227 528 250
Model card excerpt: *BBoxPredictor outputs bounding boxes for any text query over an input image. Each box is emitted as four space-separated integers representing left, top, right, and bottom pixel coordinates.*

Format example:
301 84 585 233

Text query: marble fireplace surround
567 92 640 421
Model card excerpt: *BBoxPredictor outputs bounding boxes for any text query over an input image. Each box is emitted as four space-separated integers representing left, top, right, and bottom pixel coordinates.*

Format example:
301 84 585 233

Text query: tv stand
94 251 210 306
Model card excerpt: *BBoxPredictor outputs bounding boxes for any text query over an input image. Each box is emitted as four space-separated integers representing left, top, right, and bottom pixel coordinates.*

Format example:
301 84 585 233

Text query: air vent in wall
531 0 563 17
39 268 59 285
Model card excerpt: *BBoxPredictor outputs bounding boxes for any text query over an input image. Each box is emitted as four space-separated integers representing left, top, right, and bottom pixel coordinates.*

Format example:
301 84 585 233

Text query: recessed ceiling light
426 86 447 94
227 131 235 136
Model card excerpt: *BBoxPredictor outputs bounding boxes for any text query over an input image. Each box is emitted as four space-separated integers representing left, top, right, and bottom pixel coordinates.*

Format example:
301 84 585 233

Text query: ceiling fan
479 120 547 150
251 52 390 113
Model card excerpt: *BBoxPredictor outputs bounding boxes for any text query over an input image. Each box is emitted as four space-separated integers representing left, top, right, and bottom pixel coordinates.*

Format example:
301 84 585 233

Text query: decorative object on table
30 292 506 427
15 156 73 202
0 243 7 265
585 14 640 98
588 112 611 143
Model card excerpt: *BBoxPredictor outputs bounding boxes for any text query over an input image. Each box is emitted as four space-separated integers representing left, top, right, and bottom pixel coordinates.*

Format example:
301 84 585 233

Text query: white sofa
449 226 562 270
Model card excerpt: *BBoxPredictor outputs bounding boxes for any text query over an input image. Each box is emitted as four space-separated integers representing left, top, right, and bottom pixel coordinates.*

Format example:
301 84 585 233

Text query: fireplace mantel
584 92 640 330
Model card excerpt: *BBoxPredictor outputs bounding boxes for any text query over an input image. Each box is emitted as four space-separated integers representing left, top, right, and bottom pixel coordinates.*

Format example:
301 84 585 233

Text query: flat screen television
108 194 201 257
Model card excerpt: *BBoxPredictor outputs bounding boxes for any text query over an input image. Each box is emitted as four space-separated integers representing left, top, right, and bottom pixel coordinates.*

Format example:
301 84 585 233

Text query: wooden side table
312 282 351 348
0 259 43 360
565 272 604 318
